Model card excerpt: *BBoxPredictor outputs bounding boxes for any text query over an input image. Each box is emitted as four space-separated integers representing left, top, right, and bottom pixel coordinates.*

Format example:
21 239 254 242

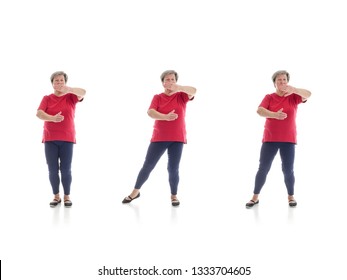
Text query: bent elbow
147 109 154 117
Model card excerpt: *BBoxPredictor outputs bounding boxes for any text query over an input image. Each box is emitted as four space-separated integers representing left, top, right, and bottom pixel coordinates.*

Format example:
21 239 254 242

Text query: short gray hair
160 70 178 82
272 70 290 84
50 71 68 83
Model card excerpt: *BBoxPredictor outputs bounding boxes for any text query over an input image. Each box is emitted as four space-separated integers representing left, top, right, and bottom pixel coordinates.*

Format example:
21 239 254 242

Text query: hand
167 84 179 92
58 85 72 94
164 83 180 95
53 85 71 94
279 85 297 97
274 108 287 120
52 111 64 122
166 110 178 121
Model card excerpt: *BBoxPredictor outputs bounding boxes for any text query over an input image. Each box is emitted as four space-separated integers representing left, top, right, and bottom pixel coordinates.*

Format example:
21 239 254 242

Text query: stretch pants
134 142 184 195
44 141 74 195
253 142 295 196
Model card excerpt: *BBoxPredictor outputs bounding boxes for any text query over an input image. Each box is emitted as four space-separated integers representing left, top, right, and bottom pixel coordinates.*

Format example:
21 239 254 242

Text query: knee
60 168 72 176
167 165 179 174
282 167 294 176
257 165 271 174
48 168 59 174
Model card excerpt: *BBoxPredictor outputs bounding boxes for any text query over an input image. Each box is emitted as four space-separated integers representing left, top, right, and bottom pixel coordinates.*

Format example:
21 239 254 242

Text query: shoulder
151 93 163 100
41 94 53 101
179 91 191 102
67 93 79 102
291 93 305 103
262 93 275 100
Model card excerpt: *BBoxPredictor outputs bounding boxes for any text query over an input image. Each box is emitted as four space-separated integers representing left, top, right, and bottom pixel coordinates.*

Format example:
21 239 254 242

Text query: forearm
257 107 276 118
36 110 54 121
147 109 168 120
69 87 86 98
178 85 196 95
293 87 311 100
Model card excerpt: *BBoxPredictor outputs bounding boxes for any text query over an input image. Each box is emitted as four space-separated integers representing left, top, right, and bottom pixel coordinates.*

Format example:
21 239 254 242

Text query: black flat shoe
122 192 140 204
64 200 72 207
289 200 297 207
245 200 259 208
50 198 61 207
171 198 180 207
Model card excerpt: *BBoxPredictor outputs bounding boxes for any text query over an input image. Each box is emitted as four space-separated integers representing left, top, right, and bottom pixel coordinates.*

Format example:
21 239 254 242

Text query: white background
1 0 346 279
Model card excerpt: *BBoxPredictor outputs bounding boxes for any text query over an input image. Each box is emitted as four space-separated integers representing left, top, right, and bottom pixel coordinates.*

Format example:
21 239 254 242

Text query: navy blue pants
254 142 295 196
134 142 184 195
44 141 74 195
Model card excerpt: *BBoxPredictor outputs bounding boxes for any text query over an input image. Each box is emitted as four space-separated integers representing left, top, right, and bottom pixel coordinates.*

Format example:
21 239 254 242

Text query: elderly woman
37 71 86 207
246 70 311 208
122 70 197 206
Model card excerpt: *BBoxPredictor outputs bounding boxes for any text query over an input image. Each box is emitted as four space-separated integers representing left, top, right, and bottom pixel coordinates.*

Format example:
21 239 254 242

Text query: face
52 75 66 91
162 73 176 89
274 74 288 91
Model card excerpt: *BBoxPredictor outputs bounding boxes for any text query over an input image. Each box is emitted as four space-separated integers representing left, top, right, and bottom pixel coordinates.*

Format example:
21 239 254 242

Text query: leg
167 142 183 206
246 142 279 207
134 142 168 189
167 142 184 196
279 143 296 204
253 142 279 194
123 142 168 202
44 142 60 196
59 141 74 206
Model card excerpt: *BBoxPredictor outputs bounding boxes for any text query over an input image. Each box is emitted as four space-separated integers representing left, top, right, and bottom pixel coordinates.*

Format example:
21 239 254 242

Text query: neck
164 90 174 96
54 91 64 96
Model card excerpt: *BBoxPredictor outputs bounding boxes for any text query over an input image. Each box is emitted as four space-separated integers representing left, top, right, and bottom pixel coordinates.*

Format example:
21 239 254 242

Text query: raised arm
169 84 197 99
60 86 86 100
282 85 311 101
177 85 196 99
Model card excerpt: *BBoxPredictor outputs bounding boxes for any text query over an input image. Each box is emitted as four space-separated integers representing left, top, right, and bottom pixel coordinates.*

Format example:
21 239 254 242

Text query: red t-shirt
259 93 304 143
38 93 82 143
149 92 192 143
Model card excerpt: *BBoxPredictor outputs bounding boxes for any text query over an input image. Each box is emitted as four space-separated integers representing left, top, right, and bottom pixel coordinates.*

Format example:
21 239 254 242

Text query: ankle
130 190 139 197
251 195 259 202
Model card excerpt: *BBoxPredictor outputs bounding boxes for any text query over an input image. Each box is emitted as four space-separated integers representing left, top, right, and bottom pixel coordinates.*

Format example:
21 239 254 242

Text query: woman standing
37 71 86 207
122 70 196 206
246 70 311 208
